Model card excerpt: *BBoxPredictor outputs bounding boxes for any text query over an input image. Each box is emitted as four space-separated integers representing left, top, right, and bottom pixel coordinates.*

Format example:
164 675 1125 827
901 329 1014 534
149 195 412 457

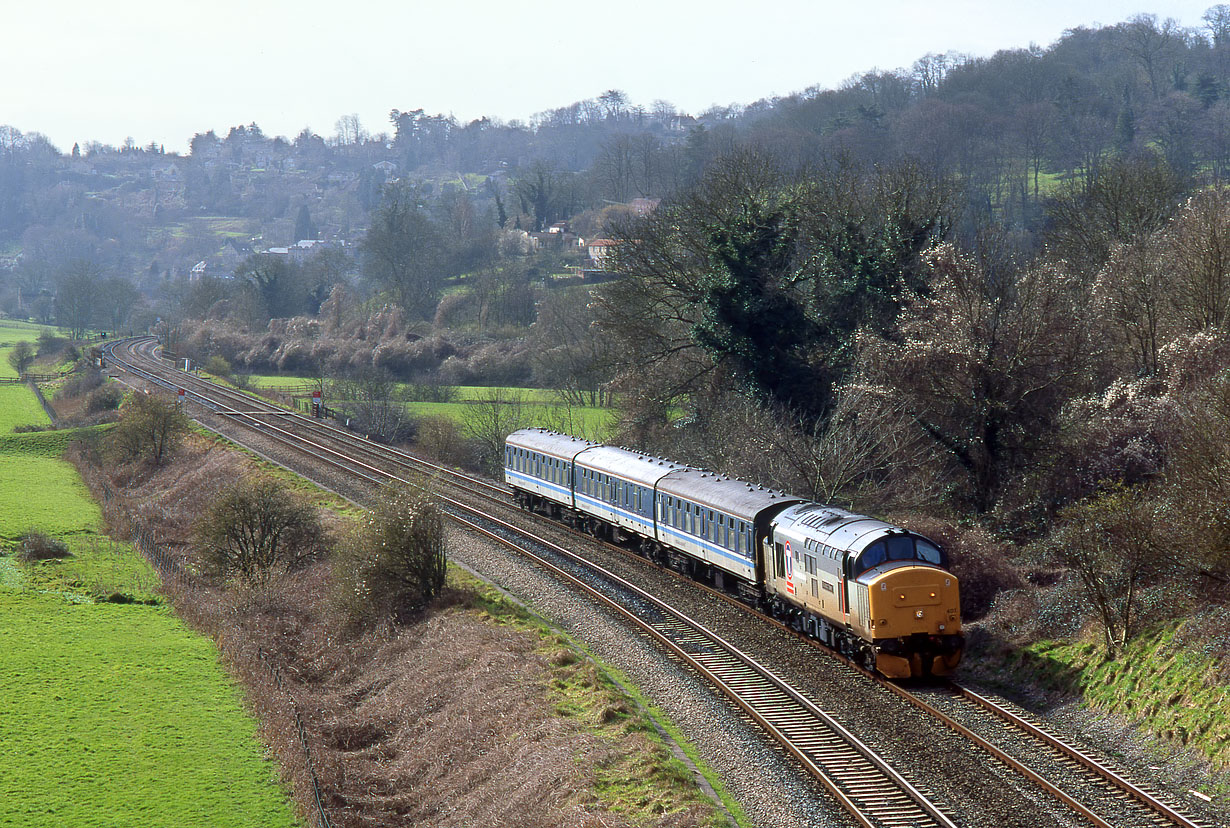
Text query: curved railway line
102 336 1219 828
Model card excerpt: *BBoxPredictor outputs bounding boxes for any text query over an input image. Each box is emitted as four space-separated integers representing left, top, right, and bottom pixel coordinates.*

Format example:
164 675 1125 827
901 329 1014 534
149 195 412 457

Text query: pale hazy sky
4 1 1219 154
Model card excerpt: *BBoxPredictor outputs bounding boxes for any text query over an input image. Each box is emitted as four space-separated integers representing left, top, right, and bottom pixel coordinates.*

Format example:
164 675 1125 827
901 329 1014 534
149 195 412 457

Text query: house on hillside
372 160 398 183
587 238 618 269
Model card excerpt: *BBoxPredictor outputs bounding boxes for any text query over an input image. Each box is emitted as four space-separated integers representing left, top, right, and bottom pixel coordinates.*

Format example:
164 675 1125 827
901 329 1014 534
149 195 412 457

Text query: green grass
0 453 99 545
0 425 107 459
243 374 620 441
0 384 51 431
0 319 53 344
22 535 162 605
0 590 298 828
244 374 320 390
402 399 615 439
247 375 599 406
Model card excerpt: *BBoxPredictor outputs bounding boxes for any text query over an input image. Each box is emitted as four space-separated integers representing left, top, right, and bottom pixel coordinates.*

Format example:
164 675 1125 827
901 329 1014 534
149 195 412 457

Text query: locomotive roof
772 502 902 552
505 428 598 460
574 444 685 488
658 469 802 522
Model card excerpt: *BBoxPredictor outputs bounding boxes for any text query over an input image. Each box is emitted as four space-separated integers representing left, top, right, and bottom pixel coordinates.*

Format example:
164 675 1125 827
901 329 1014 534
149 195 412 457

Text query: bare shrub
56 369 104 400
404 383 458 403
204 355 232 377
194 476 327 587
18 530 71 561
85 384 123 414
415 415 467 466
334 483 447 627
332 367 413 443
7 340 34 375
35 331 69 357
106 392 191 466
1043 486 1176 657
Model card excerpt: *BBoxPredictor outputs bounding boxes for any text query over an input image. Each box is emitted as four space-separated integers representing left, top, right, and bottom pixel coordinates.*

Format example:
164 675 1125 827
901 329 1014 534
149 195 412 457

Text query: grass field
0 422 298 827
0 321 62 379
0 319 50 343
0 591 298 828
403 399 616 439
245 375 619 439
0 448 99 546
0 384 51 431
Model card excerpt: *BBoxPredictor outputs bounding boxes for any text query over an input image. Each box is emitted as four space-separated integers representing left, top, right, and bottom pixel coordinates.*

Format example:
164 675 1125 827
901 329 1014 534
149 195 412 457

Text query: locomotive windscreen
853 535 946 576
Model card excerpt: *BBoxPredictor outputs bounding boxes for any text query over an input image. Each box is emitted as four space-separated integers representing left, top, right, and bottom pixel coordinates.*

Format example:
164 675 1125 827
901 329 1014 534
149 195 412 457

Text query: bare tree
1164 189 1230 332
854 244 1091 513
333 113 368 146
531 289 613 408
55 260 101 339
7 340 34 376
1204 4 1230 46
1048 486 1171 657
1118 14 1186 101
1092 241 1169 376
462 388 531 475
333 367 411 443
106 392 191 466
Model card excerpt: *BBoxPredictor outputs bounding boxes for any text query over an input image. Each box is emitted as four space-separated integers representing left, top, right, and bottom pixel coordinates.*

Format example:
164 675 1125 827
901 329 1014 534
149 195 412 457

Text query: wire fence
129 516 333 828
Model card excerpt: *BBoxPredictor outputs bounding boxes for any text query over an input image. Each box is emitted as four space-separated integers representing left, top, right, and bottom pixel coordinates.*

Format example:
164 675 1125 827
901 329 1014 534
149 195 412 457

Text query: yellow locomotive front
850 562 963 678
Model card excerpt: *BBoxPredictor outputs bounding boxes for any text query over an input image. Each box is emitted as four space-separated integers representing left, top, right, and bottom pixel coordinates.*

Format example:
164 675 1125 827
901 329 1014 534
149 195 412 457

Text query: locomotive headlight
898 594 906 601
929 592 936 598
915 610 924 619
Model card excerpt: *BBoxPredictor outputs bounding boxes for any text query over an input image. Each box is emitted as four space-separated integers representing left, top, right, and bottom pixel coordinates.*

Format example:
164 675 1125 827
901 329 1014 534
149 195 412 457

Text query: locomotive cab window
916 538 945 566
852 536 947 576
886 534 913 561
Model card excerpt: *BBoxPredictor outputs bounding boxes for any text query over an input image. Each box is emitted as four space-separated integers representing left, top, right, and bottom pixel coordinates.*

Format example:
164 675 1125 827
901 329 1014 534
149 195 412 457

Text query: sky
3 0 1220 154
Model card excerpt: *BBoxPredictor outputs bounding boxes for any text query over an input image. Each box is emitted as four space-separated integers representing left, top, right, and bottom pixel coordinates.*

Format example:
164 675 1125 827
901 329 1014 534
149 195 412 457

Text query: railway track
102 336 1221 828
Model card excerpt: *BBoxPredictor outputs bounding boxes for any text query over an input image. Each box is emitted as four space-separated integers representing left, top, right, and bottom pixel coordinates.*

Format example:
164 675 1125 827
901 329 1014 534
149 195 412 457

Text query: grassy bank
0 431 98 545
457 568 746 826
975 625 1230 800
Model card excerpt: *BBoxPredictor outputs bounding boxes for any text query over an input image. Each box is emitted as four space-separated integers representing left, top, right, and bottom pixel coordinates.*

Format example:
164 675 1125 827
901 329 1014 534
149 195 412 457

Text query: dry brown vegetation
69 434 722 828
